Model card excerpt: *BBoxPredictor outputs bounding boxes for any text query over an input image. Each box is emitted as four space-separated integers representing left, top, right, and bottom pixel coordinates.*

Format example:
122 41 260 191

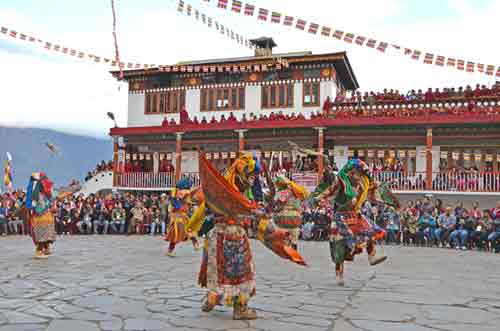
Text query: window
303 82 320 106
261 84 294 109
145 90 185 114
200 87 245 111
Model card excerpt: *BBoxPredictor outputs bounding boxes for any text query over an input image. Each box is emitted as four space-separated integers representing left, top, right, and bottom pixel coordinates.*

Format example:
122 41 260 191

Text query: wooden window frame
261 84 294 109
200 86 245 112
144 90 185 114
303 81 320 107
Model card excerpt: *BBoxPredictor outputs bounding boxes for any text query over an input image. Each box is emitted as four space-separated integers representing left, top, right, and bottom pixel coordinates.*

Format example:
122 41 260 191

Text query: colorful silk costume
26 172 56 258
270 176 309 250
165 178 198 255
315 159 399 285
196 153 305 319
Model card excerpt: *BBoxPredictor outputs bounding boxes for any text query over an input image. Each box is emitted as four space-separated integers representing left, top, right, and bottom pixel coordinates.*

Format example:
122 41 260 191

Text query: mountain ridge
0 126 112 189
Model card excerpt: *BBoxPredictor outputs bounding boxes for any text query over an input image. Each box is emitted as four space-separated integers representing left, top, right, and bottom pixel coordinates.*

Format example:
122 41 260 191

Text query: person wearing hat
165 178 199 256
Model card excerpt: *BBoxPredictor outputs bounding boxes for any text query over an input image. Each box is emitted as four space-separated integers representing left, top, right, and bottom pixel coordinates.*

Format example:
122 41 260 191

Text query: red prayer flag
308 23 319 34
486 65 494 75
62 47 68 54
366 38 376 48
0 27 7 34
404 48 412 55
466 61 474 72
232 0 242 13
457 59 465 70
343 33 354 43
477 63 484 72
283 16 294 26
423 53 434 64
271 12 281 23
376 42 388 52
447 58 456 66
218 0 228 9
354 36 366 45
9 30 17 38
411 50 421 60
258 8 268 21
244 4 255 15
321 26 331 36
435 55 445 66
333 30 344 40
296 19 306 30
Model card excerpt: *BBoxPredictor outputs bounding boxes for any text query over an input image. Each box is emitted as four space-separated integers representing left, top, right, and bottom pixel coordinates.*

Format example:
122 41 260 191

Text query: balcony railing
115 171 500 193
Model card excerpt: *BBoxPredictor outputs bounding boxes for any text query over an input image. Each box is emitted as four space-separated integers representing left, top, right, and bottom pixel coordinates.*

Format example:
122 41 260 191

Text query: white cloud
0 0 498 137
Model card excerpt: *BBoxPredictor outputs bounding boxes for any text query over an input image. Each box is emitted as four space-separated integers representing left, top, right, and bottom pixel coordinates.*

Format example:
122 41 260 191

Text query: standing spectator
0 200 8 235
111 203 126 234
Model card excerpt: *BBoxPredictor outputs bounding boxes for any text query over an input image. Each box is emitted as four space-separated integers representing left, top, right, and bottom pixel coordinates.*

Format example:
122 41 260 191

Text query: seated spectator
192 116 199 125
150 206 165 235
201 116 208 124
210 116 217 124
111 203 126 234
93 205 110 234
76 203 93 234
0 201 8 236
128 202 146 234
162 117 169 127
169 118 176 125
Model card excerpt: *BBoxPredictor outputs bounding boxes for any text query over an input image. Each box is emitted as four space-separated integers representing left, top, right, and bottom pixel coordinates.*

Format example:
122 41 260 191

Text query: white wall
127 93 180 127
416 146 440 178
126 80 336 126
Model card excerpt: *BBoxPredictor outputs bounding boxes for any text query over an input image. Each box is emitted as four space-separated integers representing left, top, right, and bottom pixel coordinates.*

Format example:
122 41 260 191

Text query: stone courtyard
1 236 499 331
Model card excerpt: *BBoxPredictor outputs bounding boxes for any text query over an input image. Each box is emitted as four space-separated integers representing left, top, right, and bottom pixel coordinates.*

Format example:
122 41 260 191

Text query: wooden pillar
235 129 247 153
174 132 183 182
315 127 325 177
426 128 433 190
112 137 119 186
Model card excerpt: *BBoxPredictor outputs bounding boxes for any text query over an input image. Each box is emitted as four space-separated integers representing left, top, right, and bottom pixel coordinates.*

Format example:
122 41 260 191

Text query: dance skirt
30 212 56 244
165 212 190 244
198 223 256 307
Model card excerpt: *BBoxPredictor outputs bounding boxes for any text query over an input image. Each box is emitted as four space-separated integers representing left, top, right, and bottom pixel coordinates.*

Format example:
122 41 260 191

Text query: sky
0 0 498 137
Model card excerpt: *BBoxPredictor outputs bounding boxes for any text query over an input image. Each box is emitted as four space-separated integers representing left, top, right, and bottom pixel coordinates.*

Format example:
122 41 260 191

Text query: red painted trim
110 113 500 137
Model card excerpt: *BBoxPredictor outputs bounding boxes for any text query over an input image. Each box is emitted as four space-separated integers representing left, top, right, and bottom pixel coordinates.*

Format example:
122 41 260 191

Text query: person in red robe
180 108 189 124
162 117 169 127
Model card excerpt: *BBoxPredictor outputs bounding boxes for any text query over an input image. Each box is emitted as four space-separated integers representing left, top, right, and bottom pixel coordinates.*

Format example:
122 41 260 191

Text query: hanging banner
377 150 385 158
166 153 172 160
132 153 137 160
205 0 498 77
221 152 228 159
389 150 396 158
452 152 459 160
159 153 165 160
398 150 406 158
213 152 220 159
485 154 493 162
145 153 151 160
367 150 374 158
357 150 365 157
474 153 482 161
230 151 236 158
463 153 471 161
440 151 448 159
206 152 212 160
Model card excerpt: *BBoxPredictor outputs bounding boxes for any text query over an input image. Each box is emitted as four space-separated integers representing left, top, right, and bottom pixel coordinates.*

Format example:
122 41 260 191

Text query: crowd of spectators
334 82 500 105
2 188 499 255
85 160 113 181
162 109 326 127
301 196 500 253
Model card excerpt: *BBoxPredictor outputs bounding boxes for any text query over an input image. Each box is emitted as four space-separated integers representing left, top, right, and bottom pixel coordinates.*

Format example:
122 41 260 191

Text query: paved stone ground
1 236 499 331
